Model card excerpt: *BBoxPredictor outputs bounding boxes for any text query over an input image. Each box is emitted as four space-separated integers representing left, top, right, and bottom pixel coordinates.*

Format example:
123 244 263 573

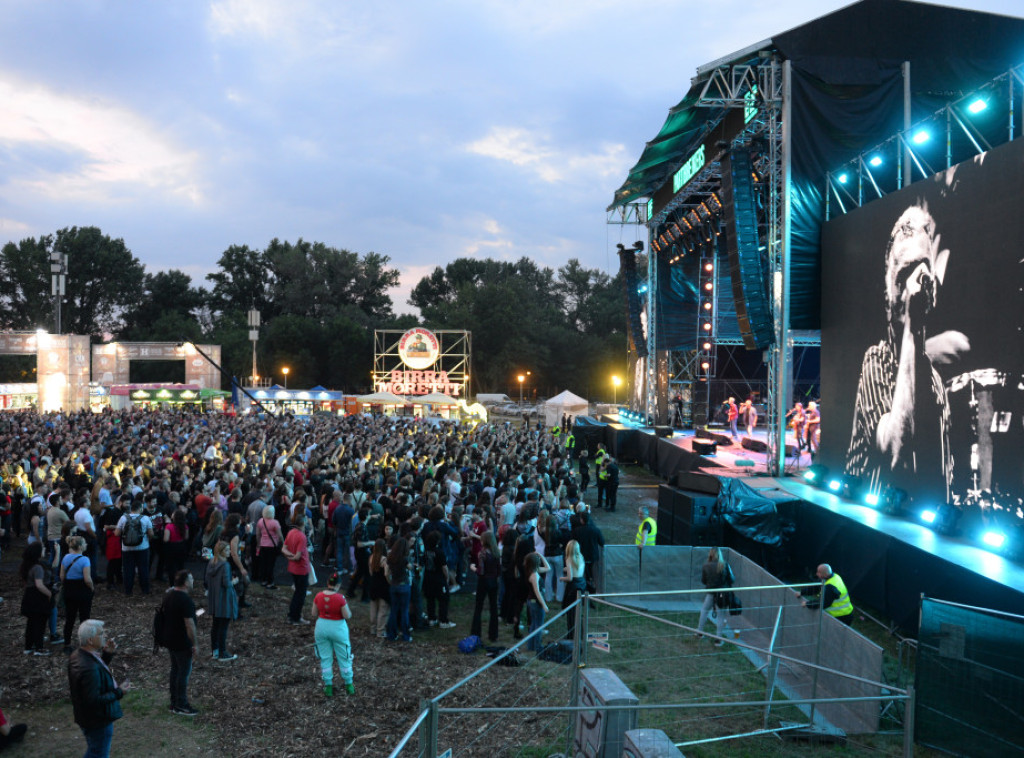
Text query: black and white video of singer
844 203 956 501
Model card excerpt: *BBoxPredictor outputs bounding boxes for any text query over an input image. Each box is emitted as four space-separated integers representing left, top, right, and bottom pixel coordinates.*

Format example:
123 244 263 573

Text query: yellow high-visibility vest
824 573 853 618
635 517 657 546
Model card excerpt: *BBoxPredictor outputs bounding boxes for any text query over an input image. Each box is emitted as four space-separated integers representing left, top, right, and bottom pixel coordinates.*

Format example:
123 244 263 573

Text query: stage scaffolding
609 58 819 474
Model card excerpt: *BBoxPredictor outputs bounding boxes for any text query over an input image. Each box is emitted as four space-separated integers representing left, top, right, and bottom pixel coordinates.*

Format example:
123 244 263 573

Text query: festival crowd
2 408 609 738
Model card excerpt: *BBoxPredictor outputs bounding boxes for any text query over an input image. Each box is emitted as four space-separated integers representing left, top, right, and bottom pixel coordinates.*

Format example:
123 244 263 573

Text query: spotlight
920 509 937 524
704 263 714 272
912 130 930 145
803 464 829 484
704 282 713 290
828 479 842 492
701 361 710 370
967 98 987 114
864 493 880 507
703 302 712 310
702 323 711 331
638 284 648 294
702 342 711 351
837 173 849 184
982 531 1006 549
868 156 883 167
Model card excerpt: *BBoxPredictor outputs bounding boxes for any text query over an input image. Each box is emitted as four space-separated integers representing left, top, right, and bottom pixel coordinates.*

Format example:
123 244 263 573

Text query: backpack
153 600 168 651
122 515 144 547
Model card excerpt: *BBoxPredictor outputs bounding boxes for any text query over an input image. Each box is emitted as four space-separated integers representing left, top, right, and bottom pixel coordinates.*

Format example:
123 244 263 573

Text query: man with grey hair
845 203 954 499
67 619 132 757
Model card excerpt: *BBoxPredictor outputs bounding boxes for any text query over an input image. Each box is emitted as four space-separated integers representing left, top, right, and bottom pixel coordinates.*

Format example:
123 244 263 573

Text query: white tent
543 390 589 428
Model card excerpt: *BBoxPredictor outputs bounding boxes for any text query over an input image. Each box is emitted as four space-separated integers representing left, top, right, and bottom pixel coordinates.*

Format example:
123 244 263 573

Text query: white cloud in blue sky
0 0 1019 312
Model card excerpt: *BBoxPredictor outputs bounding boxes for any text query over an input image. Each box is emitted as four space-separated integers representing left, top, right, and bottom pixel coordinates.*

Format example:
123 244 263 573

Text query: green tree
120 270 208 342
0 226 146 336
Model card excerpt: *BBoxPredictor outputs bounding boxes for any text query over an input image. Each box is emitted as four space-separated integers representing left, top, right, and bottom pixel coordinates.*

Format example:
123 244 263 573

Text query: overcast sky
0 0 1019 314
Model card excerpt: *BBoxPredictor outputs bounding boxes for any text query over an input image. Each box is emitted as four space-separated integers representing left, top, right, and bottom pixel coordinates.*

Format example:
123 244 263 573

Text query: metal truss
695 61 784 110
826 62 1024 219
607 202 648 226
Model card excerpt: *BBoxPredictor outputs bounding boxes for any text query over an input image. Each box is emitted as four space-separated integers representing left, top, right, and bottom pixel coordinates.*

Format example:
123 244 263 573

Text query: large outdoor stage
577 419 1024 634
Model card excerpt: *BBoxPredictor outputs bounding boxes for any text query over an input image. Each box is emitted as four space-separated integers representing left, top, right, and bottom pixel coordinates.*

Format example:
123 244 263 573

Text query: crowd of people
1 408 609 752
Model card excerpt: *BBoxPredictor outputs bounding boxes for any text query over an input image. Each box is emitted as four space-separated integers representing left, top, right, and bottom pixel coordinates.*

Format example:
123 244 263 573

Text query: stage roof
611 0 1024 331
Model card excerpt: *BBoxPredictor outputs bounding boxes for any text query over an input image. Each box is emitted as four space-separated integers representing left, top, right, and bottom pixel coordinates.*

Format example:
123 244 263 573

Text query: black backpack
152 600 168 651
122 515 144 547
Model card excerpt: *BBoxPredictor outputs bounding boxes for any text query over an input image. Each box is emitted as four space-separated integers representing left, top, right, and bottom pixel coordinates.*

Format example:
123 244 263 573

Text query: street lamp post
612 375 622 406
282 366 290 389
517 374 525 407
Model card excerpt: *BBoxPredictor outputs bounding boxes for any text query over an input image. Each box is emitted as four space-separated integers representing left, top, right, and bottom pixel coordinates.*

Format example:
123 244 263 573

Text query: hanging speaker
720 150 773 350
618 243 648 358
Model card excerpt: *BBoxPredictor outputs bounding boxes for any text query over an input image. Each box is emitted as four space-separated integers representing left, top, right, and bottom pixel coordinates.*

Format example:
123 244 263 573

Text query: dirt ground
0 472 662 758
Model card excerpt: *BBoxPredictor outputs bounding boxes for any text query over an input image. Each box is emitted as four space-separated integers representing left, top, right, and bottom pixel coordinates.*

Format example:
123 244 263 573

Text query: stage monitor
821 139 1024 525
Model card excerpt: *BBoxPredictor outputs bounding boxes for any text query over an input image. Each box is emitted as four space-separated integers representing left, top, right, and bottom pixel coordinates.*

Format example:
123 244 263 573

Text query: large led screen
821 138 1024 529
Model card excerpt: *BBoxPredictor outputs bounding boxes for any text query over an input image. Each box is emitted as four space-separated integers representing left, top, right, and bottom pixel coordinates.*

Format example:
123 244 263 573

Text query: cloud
466 126 629 184
0 75 202 205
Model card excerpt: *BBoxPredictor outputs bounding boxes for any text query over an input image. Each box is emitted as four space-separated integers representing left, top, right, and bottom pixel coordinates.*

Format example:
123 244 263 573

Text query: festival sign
398 328 440 370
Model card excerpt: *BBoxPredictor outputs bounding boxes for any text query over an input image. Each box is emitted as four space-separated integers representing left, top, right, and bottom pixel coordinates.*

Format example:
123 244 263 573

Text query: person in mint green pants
310 572 354 696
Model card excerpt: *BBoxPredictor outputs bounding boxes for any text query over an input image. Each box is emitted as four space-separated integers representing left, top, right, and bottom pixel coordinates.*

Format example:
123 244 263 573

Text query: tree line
0 227 626 397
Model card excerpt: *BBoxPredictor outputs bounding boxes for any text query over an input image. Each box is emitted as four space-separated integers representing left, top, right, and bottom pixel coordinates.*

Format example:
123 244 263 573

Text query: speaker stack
657 483 717 546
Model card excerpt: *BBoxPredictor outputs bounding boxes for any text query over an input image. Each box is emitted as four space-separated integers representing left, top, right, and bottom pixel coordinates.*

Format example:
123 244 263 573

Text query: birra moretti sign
377 328 463 396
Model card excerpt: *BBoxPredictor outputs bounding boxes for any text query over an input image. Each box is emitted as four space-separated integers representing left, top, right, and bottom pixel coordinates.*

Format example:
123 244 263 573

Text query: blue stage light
982 531 1006 549
864 493 880 507
967 98 988 114
920 509 937 524
804 470 816 482
837 173 848 184
868 156 883 167
912 130 930 145
828 479 842 492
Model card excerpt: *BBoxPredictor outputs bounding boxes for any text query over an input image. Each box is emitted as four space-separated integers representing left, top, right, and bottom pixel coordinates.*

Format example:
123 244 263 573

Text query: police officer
802 564 854 625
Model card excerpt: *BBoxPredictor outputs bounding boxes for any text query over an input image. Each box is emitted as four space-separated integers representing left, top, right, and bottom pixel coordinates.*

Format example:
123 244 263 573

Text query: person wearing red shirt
281 512 311 625
310 572 354 697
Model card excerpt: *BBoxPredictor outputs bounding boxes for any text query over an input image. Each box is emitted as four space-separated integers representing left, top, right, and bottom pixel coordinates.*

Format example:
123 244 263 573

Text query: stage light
803 464 829 484
864 493 880 507
704 262 713 272
868 156 883 167
701 361 709 370
703 302 712 310
702 323 711 331
837 173 848 184
982 531 1006 549
638 284 648 294
882 485 908 515
912 130 930 145
704 282 713 291
828 479 842 492
702 342 711 351
967 98 987 114
920 509 937 524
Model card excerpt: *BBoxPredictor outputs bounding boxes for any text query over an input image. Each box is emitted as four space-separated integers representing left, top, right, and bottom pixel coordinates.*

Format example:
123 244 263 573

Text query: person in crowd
422 530 454 629
310 572 354 697
802 563 855 625
560 539 586 640
114 499 154 596
162 509 189 584
602 456 619 512
522 552 551 652
67 619 131 758
571 510 605 594
205 541 239 661
281 510 312 625
19 542 53 655
100 495 128 590
221 513 251 611
60 535 95 655
470 530 500 642
367 538 391 638
160 570 198 716
385 533 413 642
696 547 734 646
200 508 223 555
255 505 283 589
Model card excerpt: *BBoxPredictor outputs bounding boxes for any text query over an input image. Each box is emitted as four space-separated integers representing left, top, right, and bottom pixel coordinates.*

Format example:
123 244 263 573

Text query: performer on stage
741 400 757 437
804 402 820 457
726 397 738 440
786 402 806 453
844 204 954 498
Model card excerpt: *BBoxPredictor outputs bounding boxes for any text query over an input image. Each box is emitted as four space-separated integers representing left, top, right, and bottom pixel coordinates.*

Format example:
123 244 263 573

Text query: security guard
802 563 854 625
635 505 657 547
564 429 576 469
594 444 608 509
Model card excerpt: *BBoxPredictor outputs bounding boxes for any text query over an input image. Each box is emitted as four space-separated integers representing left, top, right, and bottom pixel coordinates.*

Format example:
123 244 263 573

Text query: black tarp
716 477 790 547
